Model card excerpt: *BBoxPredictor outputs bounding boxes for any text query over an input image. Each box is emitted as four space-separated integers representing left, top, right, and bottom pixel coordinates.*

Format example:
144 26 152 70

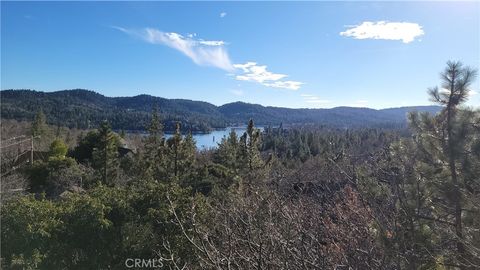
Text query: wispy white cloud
230 89 244 96
264 81 303 91
469 90 478 96
233 62 303 90
301 94 331 105
114 26 233 71
340 21 424 43
234 62 287 82
198 40 226 46
115 26 305 90
220 12 227 18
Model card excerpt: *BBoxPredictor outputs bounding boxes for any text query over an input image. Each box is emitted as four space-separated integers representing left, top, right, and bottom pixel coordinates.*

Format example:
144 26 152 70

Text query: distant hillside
218 102 441 128
1 89 442 131
1 89 226 132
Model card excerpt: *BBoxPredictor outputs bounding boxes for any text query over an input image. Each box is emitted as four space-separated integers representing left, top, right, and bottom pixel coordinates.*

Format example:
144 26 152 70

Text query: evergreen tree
142 105 166 180
408 61 478 267
92 121 119 186
168 122 183 179
237 120 266 194
179 132 196 175
30 109 52 150
164 122 196 181
31 109 48 137
73 131 99 162
360 62 480 268
374 139 437 268
146 105 164 145
239 119 263 171
215 129 240 171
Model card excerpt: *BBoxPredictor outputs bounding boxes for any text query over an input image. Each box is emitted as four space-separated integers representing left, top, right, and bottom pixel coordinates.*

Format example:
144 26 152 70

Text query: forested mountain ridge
1 89 226 132
1 89 441 131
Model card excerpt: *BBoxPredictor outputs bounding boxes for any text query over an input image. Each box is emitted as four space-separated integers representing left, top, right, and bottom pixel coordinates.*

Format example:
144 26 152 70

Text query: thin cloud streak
301 94 331 105
114 26 233 71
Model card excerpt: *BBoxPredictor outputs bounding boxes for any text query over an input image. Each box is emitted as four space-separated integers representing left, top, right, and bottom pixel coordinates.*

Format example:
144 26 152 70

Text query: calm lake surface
165 126 263 149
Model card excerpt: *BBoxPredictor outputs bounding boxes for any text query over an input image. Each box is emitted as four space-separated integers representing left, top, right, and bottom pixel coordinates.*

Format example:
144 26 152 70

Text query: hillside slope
1 89 441 131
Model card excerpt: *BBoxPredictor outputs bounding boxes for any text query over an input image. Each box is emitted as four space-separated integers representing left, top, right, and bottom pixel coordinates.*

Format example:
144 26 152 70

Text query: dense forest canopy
1 89 441 132
1 62 479 269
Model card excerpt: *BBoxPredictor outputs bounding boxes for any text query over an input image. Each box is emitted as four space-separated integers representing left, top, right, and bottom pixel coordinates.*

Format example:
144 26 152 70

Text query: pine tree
142 105 166 180
408 61 478 267
31 109 48 137
92 121 119 186
146 105 164 146
178 132 196 179
241 119 263 171
169 122 183 178
164 122 196 181
386 139 436 268
237 120 265 194
215 129 240 171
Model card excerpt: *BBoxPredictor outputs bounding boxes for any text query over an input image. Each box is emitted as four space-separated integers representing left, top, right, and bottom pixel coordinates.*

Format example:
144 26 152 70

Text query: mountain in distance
1 89 442 132
219 102 436 128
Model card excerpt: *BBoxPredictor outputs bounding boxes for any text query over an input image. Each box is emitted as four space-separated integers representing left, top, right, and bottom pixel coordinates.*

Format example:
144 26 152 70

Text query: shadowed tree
31 109 48 137
30 108 52 150
141 105 166 180
164 122 196 182
92 121 120 186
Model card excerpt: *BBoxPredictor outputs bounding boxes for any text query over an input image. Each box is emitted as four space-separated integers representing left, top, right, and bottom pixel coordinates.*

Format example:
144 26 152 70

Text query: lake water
165 126 258 149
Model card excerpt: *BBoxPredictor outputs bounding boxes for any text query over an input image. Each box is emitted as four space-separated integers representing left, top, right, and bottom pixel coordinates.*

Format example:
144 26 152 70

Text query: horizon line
1 88 444 111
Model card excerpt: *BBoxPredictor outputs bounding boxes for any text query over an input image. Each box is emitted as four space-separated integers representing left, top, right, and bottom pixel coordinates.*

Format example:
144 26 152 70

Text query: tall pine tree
31 109 48 137
215 129 240 171
238 119 266 194
142 105 166 180
408 61 478 268
164 122 196 182
92 121 119 186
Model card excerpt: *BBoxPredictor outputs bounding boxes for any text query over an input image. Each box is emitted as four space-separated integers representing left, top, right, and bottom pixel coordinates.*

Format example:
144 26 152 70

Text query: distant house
117 137 135 157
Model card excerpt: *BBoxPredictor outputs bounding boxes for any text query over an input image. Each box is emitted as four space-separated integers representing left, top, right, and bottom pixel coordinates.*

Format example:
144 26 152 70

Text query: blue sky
2 1 479 109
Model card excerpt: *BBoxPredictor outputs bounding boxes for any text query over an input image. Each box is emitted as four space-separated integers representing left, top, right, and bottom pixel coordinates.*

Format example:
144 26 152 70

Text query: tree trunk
446 77 465 262
104 134 108 185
